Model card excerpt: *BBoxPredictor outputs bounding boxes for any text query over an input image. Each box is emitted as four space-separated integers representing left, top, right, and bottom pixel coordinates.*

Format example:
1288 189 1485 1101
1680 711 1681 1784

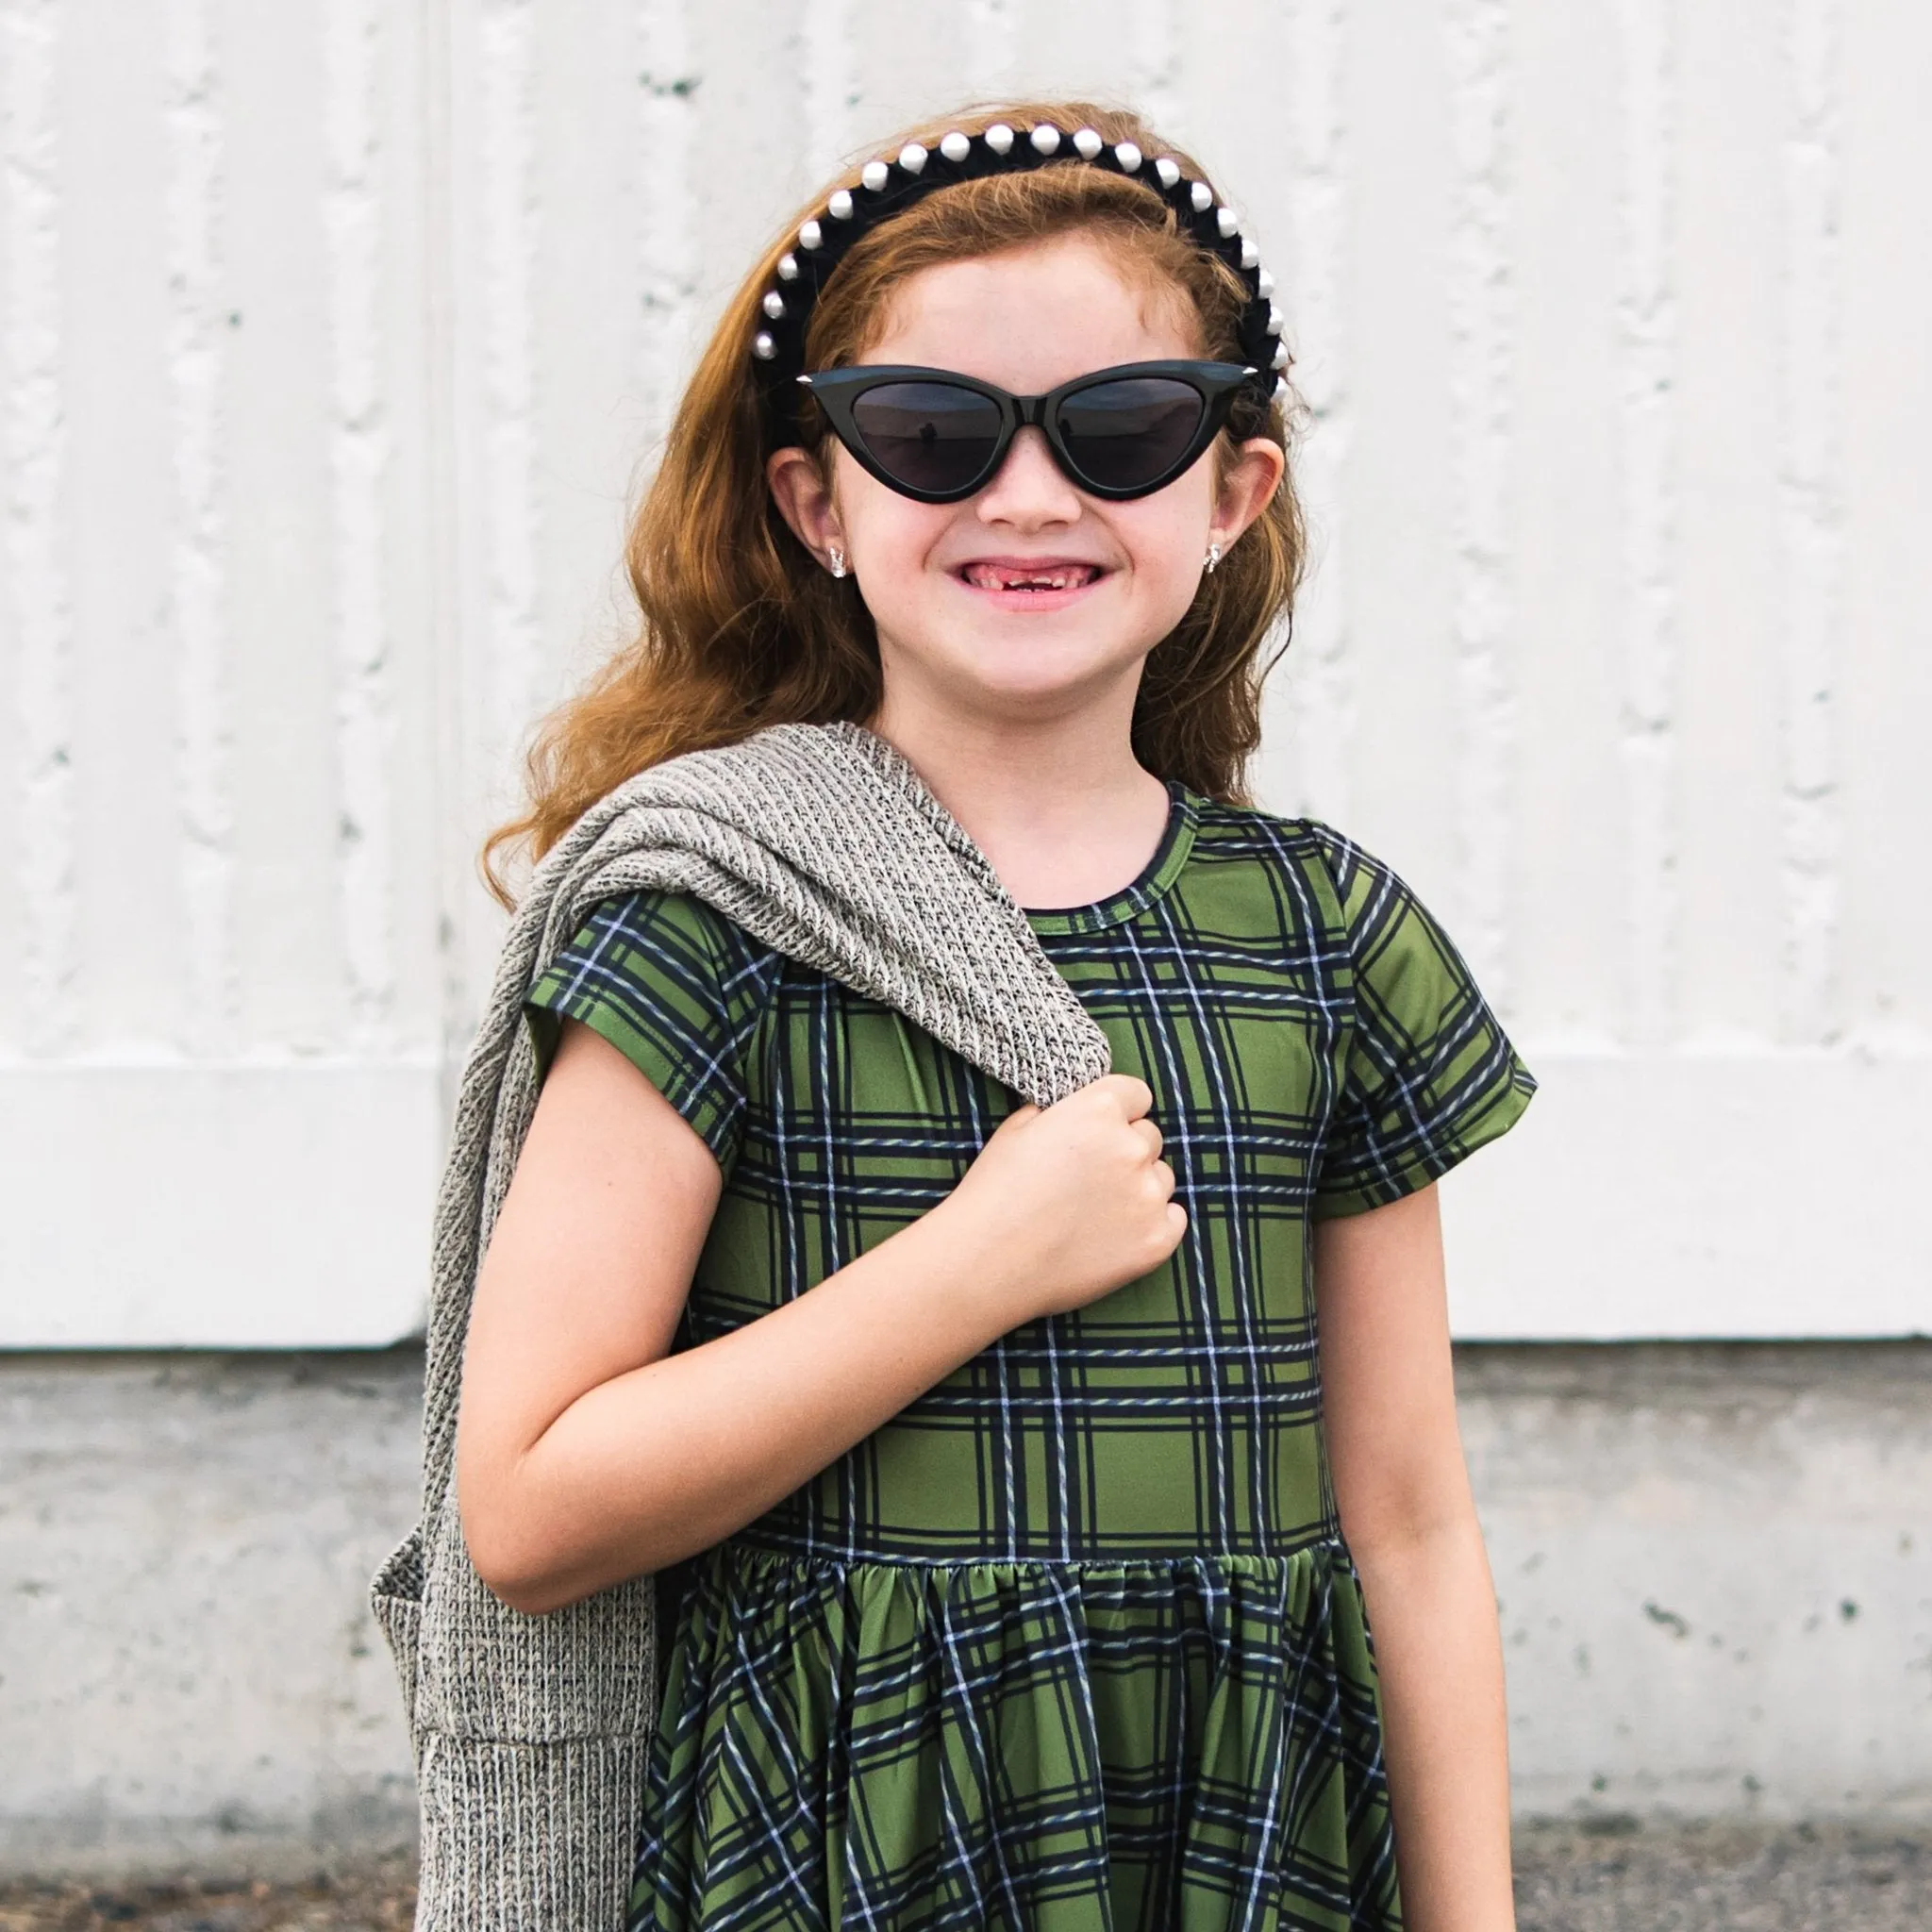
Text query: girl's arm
456 1018 1182 1614
1314 1183 1516 1932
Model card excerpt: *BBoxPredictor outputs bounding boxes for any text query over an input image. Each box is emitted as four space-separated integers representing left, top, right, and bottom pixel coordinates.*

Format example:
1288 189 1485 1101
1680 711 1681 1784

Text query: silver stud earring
828 545 848 579
1205 541 1222 575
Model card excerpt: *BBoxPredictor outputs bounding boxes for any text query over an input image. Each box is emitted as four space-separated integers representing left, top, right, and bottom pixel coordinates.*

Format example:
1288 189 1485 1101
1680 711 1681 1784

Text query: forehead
860 234 1203 391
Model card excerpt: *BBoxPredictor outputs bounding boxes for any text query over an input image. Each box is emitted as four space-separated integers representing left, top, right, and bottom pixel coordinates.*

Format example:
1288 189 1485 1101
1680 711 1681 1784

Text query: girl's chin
936 645 1143 709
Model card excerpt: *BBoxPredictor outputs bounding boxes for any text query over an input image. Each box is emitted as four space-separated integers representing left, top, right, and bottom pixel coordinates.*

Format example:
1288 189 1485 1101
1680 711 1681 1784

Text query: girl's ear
767 445 844 567
1208 437 1288 557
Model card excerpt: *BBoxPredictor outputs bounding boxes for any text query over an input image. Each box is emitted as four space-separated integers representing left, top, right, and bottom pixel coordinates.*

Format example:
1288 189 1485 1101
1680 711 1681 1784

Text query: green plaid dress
524 782 1535 1932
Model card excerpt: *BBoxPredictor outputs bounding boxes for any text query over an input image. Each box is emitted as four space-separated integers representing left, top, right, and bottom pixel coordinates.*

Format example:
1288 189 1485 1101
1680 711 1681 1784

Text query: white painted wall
3 0 1927 1344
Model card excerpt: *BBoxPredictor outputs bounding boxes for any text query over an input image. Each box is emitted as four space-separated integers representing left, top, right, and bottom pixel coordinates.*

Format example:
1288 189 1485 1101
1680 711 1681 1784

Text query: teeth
966 564 1093 591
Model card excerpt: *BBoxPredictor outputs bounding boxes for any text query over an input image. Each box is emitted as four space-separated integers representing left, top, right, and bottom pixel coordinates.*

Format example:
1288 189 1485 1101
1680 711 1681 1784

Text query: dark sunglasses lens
848 382 1004 495
1057 378 1208 492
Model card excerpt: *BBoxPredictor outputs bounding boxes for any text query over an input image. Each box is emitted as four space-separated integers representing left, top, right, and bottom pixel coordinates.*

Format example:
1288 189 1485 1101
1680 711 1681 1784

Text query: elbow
1341 1489 1486 1571
458 1474 581 1617
475 1559 575 1619
458 1474 681 1616
462 1518 559 1616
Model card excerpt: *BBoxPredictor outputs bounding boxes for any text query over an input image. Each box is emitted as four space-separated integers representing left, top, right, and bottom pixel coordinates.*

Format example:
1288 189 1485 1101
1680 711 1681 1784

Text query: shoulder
1175 795 1404 937
535 886 784 1012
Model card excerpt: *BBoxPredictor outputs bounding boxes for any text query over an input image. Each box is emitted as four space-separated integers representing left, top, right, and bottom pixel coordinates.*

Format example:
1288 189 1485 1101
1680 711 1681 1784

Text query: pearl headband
751 121 1290 444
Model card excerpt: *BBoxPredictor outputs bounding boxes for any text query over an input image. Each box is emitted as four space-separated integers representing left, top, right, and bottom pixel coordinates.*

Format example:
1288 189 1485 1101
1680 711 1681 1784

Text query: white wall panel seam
165 0 237 1051
1280 0 1352 826
325 1 399 1052
960 0 1017 99
1781 0 1843 1046
1618 0 1680 1048
477 0 542 808
422 0 469 1084
804 0 856 180
1447 0 1516 1003
1127 0 1179 140
2 0 75 1058
639 0 698 455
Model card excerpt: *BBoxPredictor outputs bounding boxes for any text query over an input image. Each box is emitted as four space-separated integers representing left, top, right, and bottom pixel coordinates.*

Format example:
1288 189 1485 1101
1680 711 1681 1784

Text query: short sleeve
522 889 770 1171
1308 829 1537 1219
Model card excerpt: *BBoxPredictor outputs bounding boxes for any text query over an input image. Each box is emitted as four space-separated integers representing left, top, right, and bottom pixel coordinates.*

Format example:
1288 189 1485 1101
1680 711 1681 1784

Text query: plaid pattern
524 785 1535 1931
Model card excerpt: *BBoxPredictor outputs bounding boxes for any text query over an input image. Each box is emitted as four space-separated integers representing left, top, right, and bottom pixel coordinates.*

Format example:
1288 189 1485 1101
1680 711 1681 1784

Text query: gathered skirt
625 1537 1402 1931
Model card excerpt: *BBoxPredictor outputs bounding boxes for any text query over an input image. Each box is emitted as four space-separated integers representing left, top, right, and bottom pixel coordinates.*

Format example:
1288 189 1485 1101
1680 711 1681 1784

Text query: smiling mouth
958 561 1106 593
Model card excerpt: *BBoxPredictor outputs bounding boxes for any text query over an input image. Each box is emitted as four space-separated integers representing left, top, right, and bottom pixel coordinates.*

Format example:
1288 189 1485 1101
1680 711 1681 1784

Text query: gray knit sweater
371 718 1112 1930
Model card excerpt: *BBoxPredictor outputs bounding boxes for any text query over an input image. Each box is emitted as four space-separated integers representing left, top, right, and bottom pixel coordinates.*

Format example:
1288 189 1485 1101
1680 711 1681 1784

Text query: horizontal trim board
1 1053 1924 1345
1442 1053 1929 1339
0 1064 443 1346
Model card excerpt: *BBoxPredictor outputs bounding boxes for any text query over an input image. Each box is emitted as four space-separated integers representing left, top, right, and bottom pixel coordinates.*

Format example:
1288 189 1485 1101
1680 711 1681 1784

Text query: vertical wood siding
1 0 1925 1341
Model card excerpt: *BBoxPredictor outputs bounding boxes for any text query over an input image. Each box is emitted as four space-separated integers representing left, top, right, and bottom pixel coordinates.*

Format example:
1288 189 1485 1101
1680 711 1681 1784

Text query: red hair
482 101 1306 908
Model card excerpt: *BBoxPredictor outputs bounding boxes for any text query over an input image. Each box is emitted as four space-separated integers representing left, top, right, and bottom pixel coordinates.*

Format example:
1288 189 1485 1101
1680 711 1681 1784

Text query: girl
457 100 1534 1931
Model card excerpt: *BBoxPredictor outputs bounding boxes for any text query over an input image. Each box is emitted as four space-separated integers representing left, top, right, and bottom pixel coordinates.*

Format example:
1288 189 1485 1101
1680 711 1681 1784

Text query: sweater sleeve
1307 828 1537 1219
522 888 768 1172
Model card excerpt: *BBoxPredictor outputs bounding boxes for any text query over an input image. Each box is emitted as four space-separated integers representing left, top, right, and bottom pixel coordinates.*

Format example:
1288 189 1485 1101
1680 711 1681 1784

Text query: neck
861 670 1173 913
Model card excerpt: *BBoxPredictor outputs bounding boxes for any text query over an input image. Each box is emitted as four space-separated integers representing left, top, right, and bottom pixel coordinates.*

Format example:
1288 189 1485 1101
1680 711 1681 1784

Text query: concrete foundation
2 1343 1927 1879
0 1353 421 1880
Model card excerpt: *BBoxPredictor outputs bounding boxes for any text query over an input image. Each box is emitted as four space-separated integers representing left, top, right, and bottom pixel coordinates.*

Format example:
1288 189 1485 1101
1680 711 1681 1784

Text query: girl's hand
939 1073 1187 1323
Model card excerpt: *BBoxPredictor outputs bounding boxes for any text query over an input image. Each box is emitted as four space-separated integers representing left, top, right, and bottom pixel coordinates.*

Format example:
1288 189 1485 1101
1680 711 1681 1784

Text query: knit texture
371 718 1113 1931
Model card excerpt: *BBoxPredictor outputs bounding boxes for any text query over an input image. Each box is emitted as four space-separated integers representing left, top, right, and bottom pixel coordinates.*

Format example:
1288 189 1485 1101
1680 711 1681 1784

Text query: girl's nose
974 425 1082 528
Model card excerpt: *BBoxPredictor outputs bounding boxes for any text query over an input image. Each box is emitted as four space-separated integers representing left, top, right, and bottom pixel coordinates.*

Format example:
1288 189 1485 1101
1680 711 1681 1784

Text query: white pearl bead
1189 180 1212 212
1155 157 1180 189
1274 375 1291 402
752 332 776 360
827 189 854 221
1272 339 1291 370
941 130 970 162
898 142 927 174
1030 124 1060 155
776 252 799 282
984 123 1015 155
1268 303 1284 334
1257 268 1275 298
1114 141 1142 173
861 158 890 192
1216 206 1239 238
798 219 823 250
762 291 785 319
1239 237 1259 270
1073 127 1103 159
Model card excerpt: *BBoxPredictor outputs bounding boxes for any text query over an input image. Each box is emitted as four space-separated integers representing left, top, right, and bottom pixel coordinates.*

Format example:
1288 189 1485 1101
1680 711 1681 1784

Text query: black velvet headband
751 120 1290 446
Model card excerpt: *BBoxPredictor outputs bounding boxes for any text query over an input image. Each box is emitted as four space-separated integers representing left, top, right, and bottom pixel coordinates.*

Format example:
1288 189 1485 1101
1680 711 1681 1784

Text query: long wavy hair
481 100 1307 907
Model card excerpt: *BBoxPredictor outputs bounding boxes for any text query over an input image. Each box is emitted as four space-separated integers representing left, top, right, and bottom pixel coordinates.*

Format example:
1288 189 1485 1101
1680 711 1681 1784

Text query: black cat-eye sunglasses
797 358 1258 504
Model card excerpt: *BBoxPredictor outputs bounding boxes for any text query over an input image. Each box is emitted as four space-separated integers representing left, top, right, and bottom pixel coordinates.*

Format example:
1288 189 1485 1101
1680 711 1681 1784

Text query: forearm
1353 1513 1515 1932
473 1202 1019 1611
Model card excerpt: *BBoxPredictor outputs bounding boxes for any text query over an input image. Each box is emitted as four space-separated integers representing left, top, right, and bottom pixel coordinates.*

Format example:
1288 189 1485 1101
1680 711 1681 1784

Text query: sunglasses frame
797 358 1259 505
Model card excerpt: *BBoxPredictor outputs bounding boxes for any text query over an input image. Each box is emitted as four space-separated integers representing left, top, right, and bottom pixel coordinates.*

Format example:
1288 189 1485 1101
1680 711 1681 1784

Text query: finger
1106 1074 1155 1118
1131 1118 1164 1158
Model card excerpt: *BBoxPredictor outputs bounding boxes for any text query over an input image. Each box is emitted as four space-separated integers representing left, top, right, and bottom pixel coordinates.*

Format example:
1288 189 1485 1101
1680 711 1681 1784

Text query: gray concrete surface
0 1354 420 1879
1457 1341 1932 1823
1509 1821 1932 1930
2 1344 1927 1879
1 1827 1928 1929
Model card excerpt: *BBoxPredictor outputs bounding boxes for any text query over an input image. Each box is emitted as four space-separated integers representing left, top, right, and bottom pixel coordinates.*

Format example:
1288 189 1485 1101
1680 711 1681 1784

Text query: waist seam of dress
715 1531 1357 1574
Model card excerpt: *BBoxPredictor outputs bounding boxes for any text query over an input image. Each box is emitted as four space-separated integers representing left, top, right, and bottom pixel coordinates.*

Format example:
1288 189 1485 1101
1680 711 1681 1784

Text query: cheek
834 453 951 567
1117 480 1214 584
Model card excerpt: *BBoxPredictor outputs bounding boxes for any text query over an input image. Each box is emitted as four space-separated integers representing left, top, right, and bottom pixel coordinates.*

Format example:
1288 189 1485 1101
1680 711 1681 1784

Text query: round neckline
1020 779 1200 935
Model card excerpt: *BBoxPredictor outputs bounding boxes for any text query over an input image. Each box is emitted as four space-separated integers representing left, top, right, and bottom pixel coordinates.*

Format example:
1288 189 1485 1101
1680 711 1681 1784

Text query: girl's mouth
955 559 1108 606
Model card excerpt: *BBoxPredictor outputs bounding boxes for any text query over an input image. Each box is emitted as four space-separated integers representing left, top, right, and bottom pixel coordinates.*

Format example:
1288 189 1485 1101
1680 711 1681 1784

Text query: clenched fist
935 1074 1188 1324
